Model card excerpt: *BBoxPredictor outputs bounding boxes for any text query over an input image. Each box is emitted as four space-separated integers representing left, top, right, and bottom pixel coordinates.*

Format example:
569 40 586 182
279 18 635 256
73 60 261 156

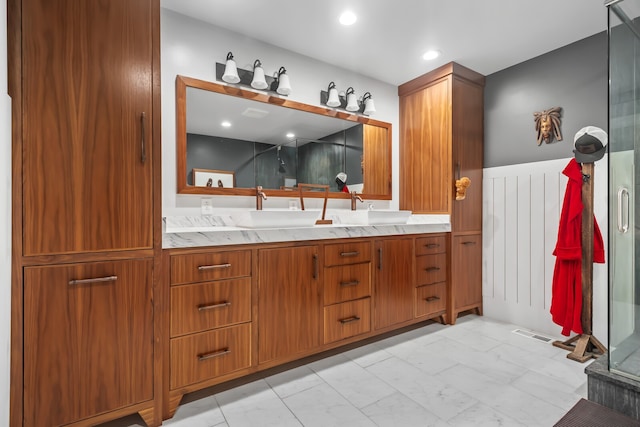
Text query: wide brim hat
573 126 607 163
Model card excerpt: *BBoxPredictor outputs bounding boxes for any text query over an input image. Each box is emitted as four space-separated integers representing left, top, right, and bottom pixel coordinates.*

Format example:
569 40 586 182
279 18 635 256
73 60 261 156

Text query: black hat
573 126 607 163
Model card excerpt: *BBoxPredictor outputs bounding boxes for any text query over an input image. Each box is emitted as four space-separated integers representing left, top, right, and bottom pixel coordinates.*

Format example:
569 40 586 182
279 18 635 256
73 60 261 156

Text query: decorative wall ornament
533 106 563 145
455 176 471 201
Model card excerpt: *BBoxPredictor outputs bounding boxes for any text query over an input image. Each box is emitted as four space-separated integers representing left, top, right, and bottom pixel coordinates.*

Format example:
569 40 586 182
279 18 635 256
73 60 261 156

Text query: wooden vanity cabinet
399 62 485 324
258 245 322 365
11 0 161 425
164 233 450 420
414 235 448 321
323 241 372 344
166 249 253 417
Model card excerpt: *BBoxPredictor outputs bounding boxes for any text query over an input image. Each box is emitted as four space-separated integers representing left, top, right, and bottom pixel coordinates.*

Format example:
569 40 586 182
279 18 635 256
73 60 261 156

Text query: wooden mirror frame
176 75 392 200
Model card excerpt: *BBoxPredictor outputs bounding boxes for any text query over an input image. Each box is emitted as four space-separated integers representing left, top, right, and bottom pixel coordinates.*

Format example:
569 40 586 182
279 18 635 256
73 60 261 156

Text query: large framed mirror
176 75 392 200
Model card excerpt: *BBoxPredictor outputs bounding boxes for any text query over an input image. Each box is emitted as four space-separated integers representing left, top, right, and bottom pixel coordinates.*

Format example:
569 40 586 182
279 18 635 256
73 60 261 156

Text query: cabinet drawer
170 323 251 390
415 235 447 255
324 263 371 305
415 253 447 286
171 250 251 285
324 298 371 344
171 278 251 337
324 241 371 266
415 283 447 318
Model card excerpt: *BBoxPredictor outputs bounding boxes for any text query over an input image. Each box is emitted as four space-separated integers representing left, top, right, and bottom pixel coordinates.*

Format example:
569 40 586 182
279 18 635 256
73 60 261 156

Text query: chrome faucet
256 186 267 210
351 191 364 210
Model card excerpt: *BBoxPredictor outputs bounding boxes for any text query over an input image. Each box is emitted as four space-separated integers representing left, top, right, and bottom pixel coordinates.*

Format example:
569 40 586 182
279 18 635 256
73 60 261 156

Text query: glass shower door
608 0 640 380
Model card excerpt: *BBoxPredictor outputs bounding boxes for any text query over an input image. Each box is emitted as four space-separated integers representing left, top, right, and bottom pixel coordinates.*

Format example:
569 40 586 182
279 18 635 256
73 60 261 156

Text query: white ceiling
161 0 608 86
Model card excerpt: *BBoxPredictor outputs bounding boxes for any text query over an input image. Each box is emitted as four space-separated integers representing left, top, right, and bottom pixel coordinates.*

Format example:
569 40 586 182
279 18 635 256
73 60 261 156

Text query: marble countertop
163 214 451 249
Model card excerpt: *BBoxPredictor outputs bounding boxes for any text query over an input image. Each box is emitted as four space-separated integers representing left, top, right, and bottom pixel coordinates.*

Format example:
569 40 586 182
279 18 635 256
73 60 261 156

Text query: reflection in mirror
176 75 392 200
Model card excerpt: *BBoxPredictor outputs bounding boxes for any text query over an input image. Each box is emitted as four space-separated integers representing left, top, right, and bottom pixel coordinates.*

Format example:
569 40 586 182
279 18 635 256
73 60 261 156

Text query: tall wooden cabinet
10 0 161 426
399 62 485 324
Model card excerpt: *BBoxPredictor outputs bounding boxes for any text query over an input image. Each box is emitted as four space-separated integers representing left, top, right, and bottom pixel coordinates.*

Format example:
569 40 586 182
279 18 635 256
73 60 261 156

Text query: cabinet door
22 0 154 255
451 234 482 316
258 246 321 364
451 77 484 233
23 259 153 427
374 238 414 329
399 78 451 214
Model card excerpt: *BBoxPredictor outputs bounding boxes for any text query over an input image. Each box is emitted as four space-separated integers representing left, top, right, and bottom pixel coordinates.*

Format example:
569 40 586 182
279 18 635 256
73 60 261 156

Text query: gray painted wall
484 32 608 168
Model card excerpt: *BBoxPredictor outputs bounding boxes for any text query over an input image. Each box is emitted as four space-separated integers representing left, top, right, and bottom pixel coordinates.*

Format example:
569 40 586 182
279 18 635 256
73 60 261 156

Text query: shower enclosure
608 0 640 381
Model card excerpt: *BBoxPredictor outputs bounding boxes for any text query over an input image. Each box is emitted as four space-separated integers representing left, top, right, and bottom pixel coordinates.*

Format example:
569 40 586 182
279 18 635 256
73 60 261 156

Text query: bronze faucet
351 191 363 210
256 186 267 210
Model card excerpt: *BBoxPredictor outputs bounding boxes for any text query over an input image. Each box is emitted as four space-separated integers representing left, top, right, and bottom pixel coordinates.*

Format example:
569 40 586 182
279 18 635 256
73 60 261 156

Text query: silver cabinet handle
340 280 360 287
425 296 441 302
378 248 383 270
68 275 117 285
313 254 319 279
140 112 147 163
340 251 360 257
339 316 361 324
198 348 230 361
198 301 231 311
198 263 231 271
425 243 439 248
425 267 440 272
618 187 629 233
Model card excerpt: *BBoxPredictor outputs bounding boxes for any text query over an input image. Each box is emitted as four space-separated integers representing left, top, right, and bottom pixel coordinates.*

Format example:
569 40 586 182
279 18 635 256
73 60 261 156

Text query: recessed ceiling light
286 133 295 139
339 11 357 26
422 50 441 61
221 121 231 127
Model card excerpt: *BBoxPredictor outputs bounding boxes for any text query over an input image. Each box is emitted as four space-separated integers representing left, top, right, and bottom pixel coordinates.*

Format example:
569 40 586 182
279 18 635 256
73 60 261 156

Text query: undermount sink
231 209 321 228
339 210 412 225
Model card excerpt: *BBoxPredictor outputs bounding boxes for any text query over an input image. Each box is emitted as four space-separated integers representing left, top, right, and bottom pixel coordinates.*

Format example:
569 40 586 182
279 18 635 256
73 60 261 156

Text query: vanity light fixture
320 84 375 115
221 52 241 83
250 59 268 89
276 67 292 95
221 120 231 128
326 82 341 107
215 53 289 96
345 87 359 112
362 92 376 115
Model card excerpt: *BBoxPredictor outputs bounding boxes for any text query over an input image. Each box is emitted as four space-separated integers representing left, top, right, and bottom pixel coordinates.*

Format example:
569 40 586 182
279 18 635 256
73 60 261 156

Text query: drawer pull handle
340 251 360 257
425 243 440 248
425 296 441 302
68 275 117 285
198 263 232 271
462 241 476 245
198 301 231 311
340 280 360 287
425 267 440 272
198 348 230 361
339 316 361 324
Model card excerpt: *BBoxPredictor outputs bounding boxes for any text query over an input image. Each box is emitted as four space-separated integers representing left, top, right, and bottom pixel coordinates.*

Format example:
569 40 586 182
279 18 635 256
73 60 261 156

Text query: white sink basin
231 209 321 228
339 210 412 225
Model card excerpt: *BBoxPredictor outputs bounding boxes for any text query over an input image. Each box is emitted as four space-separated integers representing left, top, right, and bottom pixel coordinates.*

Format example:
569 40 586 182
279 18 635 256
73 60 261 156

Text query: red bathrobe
550 159 605 336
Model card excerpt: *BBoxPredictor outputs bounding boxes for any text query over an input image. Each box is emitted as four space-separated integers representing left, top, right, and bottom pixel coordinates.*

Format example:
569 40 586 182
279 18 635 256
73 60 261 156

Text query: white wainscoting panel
483 157 608 342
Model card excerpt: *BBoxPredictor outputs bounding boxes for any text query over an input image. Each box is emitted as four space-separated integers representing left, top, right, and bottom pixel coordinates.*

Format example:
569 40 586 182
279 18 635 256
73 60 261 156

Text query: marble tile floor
104 315 591 427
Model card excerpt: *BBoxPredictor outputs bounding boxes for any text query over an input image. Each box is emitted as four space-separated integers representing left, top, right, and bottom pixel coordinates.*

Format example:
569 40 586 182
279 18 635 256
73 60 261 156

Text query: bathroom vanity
161 218 451 418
